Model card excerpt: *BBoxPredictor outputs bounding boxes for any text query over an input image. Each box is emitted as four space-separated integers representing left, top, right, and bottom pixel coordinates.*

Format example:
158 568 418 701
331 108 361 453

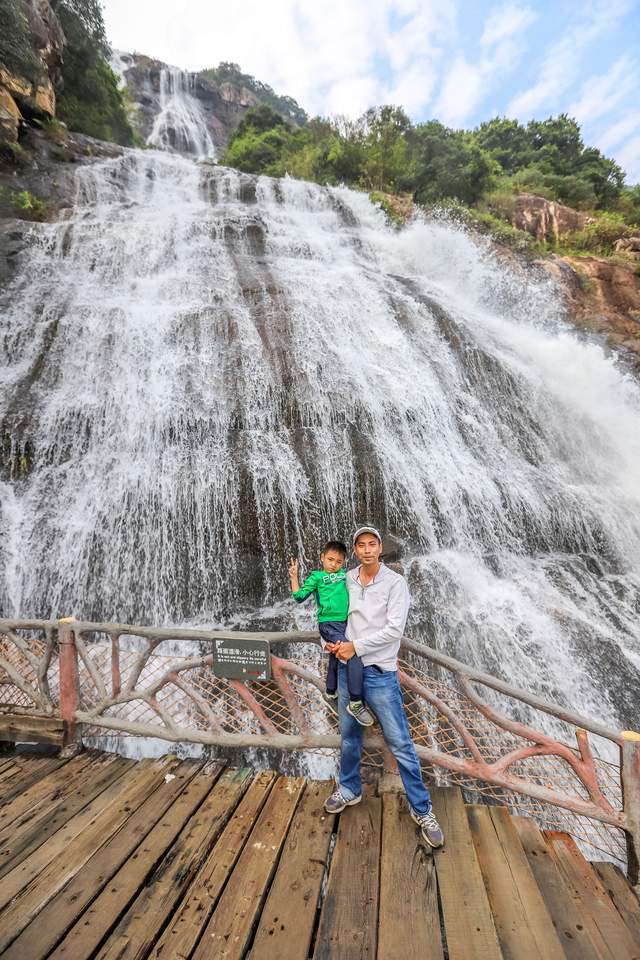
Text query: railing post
58 617 81 754
621 730 640 889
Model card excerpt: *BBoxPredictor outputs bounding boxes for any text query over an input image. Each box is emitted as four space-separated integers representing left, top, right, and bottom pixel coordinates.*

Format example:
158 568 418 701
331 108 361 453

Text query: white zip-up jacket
345 563 410 671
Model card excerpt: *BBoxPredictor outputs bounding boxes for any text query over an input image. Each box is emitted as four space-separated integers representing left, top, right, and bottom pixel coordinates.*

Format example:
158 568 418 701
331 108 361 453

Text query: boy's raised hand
288 558 298 580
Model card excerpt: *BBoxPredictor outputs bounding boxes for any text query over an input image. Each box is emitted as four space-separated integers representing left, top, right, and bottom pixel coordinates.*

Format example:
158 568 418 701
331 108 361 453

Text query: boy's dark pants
319 620 364 702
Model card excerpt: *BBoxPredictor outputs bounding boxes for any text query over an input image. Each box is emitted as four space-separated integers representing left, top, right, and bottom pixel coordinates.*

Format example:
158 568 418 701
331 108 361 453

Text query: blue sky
103 0 640 182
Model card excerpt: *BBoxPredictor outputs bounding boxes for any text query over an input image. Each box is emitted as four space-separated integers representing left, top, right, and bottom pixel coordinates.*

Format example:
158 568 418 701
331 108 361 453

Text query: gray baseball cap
353 525 382 545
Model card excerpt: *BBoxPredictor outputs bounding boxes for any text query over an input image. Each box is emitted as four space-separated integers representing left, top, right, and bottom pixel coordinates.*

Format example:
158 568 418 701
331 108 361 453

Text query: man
323 526 444 848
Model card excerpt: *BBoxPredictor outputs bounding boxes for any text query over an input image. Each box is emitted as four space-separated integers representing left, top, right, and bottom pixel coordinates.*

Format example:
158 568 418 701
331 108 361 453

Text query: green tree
53 0 134 145
411 121 498 205
474 117 532 173
359 105 413 191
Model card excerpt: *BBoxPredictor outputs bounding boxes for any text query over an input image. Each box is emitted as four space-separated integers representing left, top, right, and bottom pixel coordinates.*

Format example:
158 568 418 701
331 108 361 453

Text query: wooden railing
1 616 639 883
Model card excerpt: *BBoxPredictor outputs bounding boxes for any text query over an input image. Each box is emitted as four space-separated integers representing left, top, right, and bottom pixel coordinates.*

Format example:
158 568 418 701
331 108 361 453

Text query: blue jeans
319 621 364 701
337 664 432 815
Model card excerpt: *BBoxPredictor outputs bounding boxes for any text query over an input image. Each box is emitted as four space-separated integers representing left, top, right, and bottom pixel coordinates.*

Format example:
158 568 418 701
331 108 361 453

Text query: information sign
213 638 272 681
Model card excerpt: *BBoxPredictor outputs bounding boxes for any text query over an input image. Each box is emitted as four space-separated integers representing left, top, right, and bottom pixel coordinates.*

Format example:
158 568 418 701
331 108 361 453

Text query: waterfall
147 67 216 159
1 142 639 733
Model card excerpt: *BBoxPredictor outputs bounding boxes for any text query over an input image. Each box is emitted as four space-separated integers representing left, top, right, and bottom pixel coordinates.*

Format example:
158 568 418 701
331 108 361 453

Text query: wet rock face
117 54 259 151
512 193 593 243
0 128 122 294
539 255 640 365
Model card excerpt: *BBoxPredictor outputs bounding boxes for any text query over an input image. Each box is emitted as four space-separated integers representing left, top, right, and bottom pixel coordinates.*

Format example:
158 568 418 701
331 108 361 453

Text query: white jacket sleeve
352 576 410 658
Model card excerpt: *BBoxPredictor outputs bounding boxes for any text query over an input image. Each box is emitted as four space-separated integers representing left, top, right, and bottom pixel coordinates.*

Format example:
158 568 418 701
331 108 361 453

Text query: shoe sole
346 704 375 726
410 811 445 849
324 795 362 813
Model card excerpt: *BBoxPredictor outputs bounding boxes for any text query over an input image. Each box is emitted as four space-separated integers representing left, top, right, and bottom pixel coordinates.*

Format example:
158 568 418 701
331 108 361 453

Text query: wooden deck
0 750 639 960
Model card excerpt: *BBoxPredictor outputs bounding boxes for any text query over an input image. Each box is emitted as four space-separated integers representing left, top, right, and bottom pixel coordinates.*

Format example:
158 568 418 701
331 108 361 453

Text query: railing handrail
0 617 623 745
2 615 639 881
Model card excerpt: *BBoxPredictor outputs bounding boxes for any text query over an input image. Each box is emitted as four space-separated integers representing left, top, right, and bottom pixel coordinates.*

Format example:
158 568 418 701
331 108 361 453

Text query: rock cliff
114 52 260 151
0 0 64 140
541 255 640 364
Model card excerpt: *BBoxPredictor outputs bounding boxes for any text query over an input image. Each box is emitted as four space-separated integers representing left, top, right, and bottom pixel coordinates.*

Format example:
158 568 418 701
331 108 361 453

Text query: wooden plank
1 759 205 960
0 756 132 908
0 712 64 744
430 788 502 960
593 862 640 946
0 761 22 782
467 804 565 960
250 780 337 960
513 816 604 960
95 764 256 960
0 753 108 863
191 775 305 960
0 752 94 831
545 832 640 960
0 757 170 953
148 770 276 960
48 761 226 960
0 753 127 879
377 792 444 960
0 755 65 805
313 794 382 960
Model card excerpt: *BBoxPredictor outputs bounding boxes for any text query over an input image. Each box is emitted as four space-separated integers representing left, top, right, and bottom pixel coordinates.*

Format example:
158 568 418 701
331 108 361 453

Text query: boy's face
321 549 346 573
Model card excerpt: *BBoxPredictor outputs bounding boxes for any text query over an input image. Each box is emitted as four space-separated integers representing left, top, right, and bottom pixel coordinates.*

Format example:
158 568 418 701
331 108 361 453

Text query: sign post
213 638 271 681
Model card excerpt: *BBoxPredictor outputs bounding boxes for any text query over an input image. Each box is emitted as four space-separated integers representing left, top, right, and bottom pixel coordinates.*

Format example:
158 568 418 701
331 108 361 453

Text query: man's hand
336 641 356 661
324 641 341 654
288 558 298 580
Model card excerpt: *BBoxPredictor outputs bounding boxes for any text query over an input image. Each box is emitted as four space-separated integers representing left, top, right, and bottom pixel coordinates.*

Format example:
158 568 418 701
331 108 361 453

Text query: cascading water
1 133 639 738
147 67 216 159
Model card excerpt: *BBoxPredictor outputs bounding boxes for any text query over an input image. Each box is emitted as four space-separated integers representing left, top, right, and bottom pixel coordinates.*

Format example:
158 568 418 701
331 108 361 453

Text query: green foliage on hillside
54 0 135 145
222 105 640 256
0 0 43 83
223 107 630 213
199 62 307 126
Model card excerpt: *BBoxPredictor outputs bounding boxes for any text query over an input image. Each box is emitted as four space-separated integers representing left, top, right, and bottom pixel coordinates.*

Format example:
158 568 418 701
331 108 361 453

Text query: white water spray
1 130 639 735
147 67 216 159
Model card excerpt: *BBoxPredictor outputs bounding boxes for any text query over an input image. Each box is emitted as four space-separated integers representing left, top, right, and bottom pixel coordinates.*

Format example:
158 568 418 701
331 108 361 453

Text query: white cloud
616 135 640 182
480 4 538 46
102 0 455 119
432 1 534 126
596 112 640 152
507 0 637 118
432 56 485 127
567 55 637 124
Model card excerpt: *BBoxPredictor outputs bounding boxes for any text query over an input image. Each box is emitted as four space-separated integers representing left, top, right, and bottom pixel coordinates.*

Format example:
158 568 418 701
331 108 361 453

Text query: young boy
288 541 374 727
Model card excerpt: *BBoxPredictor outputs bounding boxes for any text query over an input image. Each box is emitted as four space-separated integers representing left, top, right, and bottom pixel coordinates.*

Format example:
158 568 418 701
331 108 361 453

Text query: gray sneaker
324 789 362 813
346 699 375 727
411 808 445 848
323 690 338 713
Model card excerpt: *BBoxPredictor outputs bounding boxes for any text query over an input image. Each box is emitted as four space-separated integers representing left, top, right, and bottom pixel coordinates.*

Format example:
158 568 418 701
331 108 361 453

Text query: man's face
321 550 346 573
354 534 382 566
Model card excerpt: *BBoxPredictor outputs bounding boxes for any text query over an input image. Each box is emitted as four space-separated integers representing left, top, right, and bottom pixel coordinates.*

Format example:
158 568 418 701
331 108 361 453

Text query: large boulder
512 193 593 243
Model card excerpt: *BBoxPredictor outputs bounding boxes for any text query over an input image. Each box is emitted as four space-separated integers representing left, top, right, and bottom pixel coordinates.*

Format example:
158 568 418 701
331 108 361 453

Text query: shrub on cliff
0 0 43 84
53 0 135 146
200 62 307 126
